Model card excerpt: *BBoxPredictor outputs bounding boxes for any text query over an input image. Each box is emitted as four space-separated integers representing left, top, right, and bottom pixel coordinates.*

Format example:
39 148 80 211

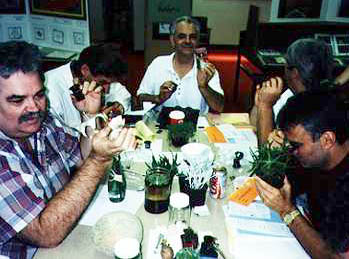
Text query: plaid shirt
0 113 81 259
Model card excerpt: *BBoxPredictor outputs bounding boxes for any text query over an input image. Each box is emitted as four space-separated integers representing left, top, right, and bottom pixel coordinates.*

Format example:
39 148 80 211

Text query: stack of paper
224 201 310 259
207 113 252 128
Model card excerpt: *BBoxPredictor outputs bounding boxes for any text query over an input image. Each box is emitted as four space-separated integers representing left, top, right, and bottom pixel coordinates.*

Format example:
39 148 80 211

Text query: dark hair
71 43 127 79
0 41 42 79
277 90 349 144
170 16 200 36
286 38 334 91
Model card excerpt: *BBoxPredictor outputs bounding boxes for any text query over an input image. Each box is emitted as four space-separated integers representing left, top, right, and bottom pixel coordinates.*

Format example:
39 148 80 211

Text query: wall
192 0 271 45
144 0 272 64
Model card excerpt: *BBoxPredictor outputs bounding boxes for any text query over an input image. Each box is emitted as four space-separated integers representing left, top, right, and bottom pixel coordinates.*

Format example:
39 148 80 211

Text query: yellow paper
135 121 155 141
221 113 250 125
205 126 226 143
229 178 258 206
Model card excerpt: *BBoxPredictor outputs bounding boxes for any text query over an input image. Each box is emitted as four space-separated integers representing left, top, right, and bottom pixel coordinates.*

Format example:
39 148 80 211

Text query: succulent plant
167 122 196 147
249 142 293 189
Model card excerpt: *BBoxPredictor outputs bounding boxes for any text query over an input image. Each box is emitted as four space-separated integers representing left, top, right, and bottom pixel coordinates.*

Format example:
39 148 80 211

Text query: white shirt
137 53 224 114
44 62 131 136
273 88 294 120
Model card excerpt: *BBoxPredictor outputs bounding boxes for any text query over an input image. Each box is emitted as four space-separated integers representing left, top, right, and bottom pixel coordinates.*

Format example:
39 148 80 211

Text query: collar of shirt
166 52 199 80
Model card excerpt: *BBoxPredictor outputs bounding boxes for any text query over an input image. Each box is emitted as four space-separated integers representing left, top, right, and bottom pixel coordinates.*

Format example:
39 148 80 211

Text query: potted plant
249 142 294 189
145 154 180 182
179 160 213 207
144 154 180 214
181 227 199 249
167 122 196 147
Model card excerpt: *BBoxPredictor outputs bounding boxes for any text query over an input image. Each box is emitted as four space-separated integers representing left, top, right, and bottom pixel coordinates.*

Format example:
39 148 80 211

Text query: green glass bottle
108 155 126 203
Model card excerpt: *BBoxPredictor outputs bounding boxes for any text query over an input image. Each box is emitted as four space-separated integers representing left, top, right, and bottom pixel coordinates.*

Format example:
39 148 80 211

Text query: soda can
209 166 227 199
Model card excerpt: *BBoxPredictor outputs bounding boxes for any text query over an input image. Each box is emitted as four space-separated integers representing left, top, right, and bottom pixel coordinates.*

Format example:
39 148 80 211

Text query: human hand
71 78 103 115
255 176 295 217
90 127 137 161
255 77 283 109
268 129 285 148
197 62 216 88
158 81 177 104
102 102 124 119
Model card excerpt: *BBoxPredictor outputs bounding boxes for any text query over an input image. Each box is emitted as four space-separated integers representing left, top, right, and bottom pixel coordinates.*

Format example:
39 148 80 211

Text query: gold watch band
283 210 300 226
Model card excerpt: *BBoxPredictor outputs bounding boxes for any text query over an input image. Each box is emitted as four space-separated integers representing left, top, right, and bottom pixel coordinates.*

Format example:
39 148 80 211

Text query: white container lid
169 110 185 119
170 192 190 208
114 238 140 258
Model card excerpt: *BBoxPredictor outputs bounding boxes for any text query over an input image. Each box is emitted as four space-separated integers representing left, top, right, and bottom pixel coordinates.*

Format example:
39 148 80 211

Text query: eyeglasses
175 33 198 41
285 140 302 152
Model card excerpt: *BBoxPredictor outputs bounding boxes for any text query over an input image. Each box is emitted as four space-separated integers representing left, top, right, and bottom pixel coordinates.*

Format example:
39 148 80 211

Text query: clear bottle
168 192 191 229
108 156 126 203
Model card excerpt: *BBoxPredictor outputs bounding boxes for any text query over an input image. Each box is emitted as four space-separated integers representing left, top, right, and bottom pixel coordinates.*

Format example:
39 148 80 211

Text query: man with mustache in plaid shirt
0 41 136 259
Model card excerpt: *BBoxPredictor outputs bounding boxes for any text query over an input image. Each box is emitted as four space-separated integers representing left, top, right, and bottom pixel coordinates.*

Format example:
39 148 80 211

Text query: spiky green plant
145 154 180 181
249 142 293 188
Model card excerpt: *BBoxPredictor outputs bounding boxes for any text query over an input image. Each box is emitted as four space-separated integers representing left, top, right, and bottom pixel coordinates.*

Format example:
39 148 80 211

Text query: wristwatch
283 210 300 226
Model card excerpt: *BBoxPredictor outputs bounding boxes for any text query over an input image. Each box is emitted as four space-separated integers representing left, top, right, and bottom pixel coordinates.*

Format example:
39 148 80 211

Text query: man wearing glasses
137 16 224 114
250 38 334 144
256 91 349 258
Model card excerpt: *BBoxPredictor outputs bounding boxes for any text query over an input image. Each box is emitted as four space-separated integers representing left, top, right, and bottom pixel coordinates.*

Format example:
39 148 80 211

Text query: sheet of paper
220 113 250 125
229 178 258 206
223 201 271 220
234 233 310 259
214 128 258 163
216 124 257 145
228 217 293 237
205 126 226 143
79 185 144 226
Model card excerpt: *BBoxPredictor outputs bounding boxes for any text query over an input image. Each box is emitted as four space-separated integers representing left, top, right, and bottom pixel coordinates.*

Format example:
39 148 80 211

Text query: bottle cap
114 238 140 258
170 192 189 209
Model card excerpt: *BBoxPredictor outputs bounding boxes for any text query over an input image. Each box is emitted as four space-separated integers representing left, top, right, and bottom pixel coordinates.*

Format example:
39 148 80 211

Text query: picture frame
0 0 26 14
29 0 86 20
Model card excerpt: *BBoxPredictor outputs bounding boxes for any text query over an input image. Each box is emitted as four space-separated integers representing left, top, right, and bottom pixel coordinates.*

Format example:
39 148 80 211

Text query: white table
34 117 255 259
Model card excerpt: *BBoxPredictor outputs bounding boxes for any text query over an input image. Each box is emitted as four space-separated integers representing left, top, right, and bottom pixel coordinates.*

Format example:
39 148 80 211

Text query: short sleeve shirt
0 113 81 258
45 63 131 137
137 53 224 114
305 156 349 253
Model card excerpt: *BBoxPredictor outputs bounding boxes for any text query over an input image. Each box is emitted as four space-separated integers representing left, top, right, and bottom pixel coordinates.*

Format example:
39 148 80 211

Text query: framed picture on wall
0 0 26 14
29 0 86 20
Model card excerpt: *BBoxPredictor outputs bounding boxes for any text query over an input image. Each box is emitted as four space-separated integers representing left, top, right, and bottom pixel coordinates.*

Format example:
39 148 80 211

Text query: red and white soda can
209 167 227 199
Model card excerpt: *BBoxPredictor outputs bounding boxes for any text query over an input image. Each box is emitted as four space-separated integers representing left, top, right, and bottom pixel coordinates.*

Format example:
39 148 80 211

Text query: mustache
19 111 46 123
